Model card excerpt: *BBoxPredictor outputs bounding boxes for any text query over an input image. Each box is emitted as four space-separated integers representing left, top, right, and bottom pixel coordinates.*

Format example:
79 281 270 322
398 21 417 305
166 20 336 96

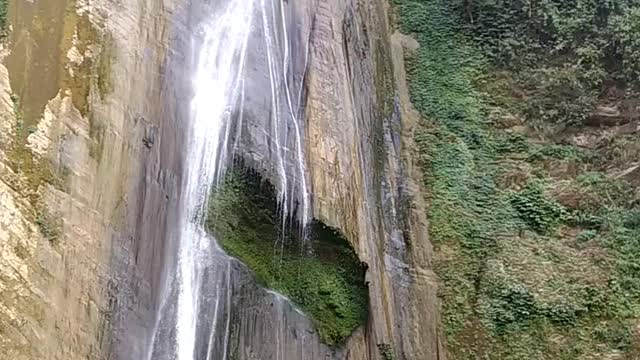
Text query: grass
205 168 369 346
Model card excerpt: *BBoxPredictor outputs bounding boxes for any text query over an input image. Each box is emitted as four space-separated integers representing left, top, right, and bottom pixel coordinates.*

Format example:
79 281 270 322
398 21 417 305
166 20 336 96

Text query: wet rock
0 0 444 359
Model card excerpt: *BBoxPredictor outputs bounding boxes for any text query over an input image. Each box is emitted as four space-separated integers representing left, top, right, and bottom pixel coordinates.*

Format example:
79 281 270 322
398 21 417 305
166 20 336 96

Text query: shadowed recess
205 165 369 346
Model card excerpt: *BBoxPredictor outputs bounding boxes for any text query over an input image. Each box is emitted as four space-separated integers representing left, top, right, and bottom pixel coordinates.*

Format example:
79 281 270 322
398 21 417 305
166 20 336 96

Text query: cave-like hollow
205 163 370 346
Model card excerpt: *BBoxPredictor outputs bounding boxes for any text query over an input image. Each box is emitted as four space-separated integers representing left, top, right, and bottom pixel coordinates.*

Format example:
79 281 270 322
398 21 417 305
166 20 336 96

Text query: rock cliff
0 0 443 359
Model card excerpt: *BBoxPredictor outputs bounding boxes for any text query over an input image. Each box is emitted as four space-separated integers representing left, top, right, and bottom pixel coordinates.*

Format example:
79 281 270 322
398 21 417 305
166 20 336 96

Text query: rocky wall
0 0 444 359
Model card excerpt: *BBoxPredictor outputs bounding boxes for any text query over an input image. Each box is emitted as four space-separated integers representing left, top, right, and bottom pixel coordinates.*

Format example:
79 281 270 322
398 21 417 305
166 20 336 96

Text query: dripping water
146 0 311 358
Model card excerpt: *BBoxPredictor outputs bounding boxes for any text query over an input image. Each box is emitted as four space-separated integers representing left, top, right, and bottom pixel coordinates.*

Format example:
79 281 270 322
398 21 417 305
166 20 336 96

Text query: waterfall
146 0 311 358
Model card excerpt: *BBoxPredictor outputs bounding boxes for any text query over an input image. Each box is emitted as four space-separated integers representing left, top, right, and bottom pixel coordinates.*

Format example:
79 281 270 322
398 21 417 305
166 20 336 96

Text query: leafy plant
486 284 539 333
520 66 598 127
576 229 598 243
395 0 640 358
510 181 566 233
377 343 395 360
454 0 640 127
613 7 640 85
542 302 580 326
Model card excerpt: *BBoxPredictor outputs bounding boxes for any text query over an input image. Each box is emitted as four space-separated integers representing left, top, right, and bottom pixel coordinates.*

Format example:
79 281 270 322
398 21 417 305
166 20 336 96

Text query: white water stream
147 0 311 358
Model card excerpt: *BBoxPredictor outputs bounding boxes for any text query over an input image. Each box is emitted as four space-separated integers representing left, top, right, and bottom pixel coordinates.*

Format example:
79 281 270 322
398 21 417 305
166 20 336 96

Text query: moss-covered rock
205 168 369 346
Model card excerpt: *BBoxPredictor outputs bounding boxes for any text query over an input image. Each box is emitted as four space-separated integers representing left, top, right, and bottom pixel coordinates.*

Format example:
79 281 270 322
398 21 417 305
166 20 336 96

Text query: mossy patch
205 168 369 346
6 95 69 200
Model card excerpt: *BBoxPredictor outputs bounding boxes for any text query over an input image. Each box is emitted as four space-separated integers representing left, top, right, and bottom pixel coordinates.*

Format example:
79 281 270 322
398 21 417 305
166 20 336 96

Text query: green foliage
483 283 582 334
377 343 395 360
35 208 62 245
397 0 518 343
396 0 640 357
459 0 634 71
542 302 580 326
576 229 598 243
613 6 640 84
527 143 591 162
0 0 7 36
596 208 640 296
486 284 539 333
454 0 640 126
576 172 631 208
593 321 634 350
519 66 598 127
510 181 566 233
495 133 530 154
206 169 368 346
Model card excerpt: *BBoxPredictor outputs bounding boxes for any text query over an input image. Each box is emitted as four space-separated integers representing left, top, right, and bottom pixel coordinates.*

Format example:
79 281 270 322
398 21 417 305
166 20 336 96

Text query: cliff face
0 0 187 357
218 0 445 358
302 2 444 358
0 0 443 359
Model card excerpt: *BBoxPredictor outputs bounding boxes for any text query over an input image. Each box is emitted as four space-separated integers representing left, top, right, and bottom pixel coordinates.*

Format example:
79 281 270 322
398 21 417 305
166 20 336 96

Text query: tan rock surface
303 2 444 358
0 0 184 357
0 0 444 359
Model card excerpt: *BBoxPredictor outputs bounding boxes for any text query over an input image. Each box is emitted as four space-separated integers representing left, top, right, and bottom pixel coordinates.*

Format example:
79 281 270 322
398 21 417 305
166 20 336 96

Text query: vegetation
510 181 565 234
377 343 395 360
0 0 7 36
205 168 369 346
35 207 62 245
393 0 640 358
455 0 640 128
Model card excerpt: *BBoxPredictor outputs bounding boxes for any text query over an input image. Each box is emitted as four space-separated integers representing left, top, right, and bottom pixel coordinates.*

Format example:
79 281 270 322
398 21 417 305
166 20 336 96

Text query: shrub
510 181 566 233
487 284 539 333
377 343 395 360
520 66 598 127
543 302 580 326
613 7 640 85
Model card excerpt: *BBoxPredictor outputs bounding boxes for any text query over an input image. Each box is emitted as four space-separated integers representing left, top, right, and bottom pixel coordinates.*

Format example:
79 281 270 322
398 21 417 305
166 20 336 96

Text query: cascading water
146 0 311 358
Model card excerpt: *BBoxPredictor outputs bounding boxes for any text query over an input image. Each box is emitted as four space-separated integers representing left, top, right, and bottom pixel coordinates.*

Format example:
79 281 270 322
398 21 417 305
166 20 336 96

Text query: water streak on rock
147 0 312 358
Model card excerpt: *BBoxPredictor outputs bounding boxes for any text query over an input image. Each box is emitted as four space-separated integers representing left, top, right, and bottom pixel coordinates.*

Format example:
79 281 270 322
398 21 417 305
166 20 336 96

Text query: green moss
205 168 369 346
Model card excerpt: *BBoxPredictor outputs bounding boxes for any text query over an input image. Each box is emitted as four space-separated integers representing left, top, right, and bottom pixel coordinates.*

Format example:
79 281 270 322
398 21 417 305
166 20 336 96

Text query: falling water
147 0 311 358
